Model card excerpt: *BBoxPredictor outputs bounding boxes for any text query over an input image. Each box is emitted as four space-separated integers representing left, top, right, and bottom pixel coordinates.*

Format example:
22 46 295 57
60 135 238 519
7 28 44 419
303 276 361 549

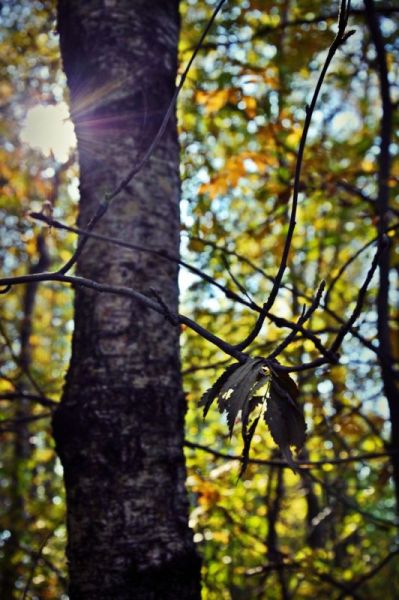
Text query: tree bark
364 0 399 514
53 2 201 598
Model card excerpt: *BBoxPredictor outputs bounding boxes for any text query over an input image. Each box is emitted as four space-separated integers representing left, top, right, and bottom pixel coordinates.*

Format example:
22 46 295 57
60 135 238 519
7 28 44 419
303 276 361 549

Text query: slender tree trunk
0 235 50 599
53 2 201 598
364 0 399 514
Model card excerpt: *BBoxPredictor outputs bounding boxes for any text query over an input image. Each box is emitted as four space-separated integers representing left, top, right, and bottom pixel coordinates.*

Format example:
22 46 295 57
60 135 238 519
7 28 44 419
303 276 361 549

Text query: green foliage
180 0 399 597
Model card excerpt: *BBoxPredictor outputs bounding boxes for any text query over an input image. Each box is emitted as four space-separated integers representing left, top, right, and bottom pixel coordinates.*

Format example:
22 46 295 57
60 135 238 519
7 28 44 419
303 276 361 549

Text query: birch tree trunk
53 2 201 598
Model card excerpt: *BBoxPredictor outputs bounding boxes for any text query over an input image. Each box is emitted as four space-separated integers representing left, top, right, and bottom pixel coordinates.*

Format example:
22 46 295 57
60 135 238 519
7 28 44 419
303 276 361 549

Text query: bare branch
338 548 399 598
324 222 399 307
21 531 54 600
29 212 337 359
184 439 399 470
0 412 51 433
0 392 57 409
330 247 381 354
268 281 327 360
235 0 355 352
0 320 45 397
30 212 259 311
0 270 248 362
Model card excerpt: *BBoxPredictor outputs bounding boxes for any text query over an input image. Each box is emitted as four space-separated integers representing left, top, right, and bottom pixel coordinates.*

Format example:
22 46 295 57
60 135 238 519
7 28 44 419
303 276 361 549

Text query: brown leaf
264 372 306 471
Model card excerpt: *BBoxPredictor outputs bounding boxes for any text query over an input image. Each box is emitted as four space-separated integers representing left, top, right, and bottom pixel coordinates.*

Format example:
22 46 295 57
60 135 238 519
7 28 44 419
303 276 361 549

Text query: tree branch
0 270 248 362
0 392 57 409
184 439 399 470
234 0 355 351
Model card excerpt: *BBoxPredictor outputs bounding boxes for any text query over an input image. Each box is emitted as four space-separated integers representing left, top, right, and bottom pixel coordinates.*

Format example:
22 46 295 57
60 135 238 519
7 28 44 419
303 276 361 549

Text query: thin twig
18 537 67 588
234 0 355 352
1 245 380 374
192 5 397 51
185 233 385 359
0 262 337 366
0 412 52 433
28 213 338 358
184 439 398 470
307 470 396 529
337 548 399 598
268 281 326 360
221 254 255 304
330 247 381 354
21 530 54 600
324 222 399 306
0 392 57 409
30 212 259 311
0 320 45 397
0 270 248 362
270 246 382 373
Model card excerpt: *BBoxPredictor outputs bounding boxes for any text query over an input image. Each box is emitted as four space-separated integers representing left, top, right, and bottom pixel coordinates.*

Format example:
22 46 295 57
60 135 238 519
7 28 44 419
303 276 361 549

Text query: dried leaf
199 362 240 417
217 358 266 436
241 392 264 437
200 358 268 435
264 371 306 470
239 414 261 479
201 361 306 475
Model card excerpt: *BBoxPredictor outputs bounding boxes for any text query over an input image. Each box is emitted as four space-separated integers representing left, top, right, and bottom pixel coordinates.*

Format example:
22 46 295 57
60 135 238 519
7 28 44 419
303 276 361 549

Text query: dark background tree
0 0 398 598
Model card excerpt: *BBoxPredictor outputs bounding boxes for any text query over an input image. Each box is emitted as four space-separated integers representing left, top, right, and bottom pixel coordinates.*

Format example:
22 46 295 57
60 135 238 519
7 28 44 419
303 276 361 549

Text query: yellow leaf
196 89 230 114
243 96 257 118
35 448 54 463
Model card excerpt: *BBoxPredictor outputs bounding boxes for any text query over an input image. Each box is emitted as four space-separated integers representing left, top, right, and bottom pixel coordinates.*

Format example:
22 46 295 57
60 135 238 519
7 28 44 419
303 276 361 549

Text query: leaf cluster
201 358 306 474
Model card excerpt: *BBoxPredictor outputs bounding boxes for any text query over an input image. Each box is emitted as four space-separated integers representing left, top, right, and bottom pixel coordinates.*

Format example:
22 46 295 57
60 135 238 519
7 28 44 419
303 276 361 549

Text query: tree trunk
53 2 201 598
0 235 50 599
364 0 399 514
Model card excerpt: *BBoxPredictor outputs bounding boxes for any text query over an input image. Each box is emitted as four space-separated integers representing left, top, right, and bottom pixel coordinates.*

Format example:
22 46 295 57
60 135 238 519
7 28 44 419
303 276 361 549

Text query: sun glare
20 102 76 163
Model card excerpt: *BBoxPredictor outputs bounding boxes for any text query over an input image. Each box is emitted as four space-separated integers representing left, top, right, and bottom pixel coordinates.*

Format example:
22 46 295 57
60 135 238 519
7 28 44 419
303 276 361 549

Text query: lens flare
20 102 76 162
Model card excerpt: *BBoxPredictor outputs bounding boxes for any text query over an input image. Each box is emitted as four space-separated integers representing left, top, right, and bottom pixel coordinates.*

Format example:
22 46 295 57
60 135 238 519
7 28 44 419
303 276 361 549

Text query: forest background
0 0 398 598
